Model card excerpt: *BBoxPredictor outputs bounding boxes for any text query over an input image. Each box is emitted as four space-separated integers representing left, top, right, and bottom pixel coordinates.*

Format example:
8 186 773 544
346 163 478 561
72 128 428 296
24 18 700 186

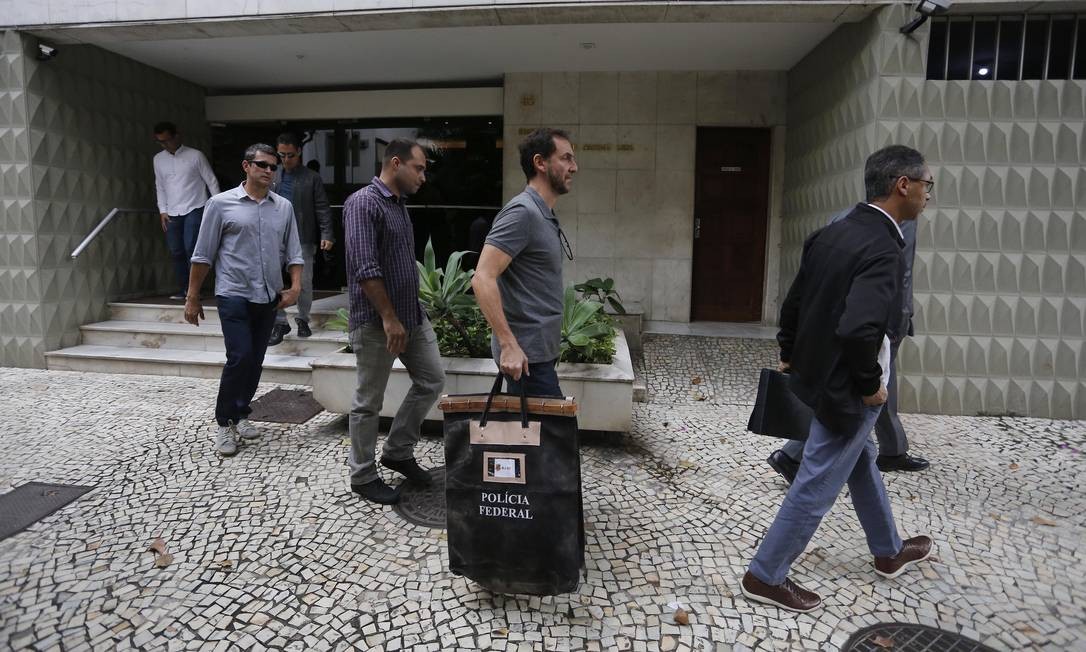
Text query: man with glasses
767 180 931 484
185 144 303 457
152 121 220 301
268 132 334 345
472 127 577 398
343 138 445 505
740 145 934 613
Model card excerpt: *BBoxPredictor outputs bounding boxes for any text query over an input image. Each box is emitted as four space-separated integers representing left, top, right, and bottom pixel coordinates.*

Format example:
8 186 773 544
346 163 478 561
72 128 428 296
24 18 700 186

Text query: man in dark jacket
768 208 928 483
269 132 335 344
741 145 935 613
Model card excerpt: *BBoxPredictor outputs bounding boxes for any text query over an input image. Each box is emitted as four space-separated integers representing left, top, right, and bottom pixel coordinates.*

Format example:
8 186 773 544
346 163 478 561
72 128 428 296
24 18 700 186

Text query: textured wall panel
0 30 208 367
781 6 1085 418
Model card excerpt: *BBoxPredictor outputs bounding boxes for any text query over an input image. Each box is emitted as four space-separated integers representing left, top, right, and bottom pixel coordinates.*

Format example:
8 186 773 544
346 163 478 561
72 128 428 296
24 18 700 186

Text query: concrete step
45 345 314 385
80 320 348 356
108 293 349 328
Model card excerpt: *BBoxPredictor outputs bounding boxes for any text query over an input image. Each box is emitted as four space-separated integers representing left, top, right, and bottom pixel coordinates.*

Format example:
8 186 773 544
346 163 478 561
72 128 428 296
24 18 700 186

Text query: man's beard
547 166 570 195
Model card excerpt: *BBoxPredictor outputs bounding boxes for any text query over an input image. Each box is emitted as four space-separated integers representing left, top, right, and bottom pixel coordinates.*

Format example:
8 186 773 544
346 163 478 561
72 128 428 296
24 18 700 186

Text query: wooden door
691 128 771 322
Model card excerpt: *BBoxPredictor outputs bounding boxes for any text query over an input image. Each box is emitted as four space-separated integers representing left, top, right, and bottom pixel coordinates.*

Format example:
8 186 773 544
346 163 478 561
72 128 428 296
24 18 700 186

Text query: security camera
900 0 951 34
36 43 58 60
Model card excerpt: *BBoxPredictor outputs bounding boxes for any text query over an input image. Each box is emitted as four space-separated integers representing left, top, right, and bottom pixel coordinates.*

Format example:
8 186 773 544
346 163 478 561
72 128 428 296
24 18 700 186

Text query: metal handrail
71 208 151 259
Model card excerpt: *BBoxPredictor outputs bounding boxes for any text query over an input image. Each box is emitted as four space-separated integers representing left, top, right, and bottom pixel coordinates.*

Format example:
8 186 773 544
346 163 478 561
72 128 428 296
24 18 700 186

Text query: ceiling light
580 42 596 50
977 67 989 76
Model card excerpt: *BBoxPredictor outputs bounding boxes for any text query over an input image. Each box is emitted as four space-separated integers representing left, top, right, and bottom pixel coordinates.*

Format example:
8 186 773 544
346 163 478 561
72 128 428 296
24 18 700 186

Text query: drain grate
248 388 323 424
393 466 446 529
843 623 997 652
0 482 94 541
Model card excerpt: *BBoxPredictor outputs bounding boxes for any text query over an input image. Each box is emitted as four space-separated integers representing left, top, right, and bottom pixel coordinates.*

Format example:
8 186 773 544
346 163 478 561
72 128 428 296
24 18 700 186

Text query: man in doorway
268 132 335 345
767 207 929 484
472 127 577 397
185 144 303 457
153 121 220 301
741 145 934 613
343 138 445 505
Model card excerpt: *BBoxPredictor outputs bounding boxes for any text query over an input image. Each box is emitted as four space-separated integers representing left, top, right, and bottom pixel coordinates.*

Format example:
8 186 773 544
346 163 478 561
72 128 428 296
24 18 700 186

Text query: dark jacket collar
851 203 905 247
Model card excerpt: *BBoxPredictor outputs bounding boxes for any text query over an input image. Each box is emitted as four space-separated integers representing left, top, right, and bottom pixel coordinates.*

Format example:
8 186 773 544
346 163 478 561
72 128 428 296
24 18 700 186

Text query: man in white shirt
153 121 220 301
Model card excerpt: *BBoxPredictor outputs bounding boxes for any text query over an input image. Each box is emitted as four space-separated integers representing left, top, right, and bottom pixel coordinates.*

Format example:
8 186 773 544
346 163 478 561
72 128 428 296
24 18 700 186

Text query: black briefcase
746 368 815 440
439 374 585 595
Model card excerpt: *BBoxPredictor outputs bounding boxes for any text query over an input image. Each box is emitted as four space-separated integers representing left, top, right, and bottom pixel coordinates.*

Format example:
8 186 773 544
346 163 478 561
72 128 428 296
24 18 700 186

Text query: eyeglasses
154 137 172 145
558 226 574 261
906 177 935 192
247 160 278 172
277 152 298 159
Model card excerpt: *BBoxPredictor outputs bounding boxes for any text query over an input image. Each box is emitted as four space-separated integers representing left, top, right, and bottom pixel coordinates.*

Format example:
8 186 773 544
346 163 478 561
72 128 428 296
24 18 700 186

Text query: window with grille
926 15 1086 80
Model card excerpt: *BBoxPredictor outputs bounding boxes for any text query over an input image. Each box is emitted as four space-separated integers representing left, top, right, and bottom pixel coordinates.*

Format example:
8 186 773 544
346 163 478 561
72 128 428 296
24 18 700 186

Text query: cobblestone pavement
1 335 1084 651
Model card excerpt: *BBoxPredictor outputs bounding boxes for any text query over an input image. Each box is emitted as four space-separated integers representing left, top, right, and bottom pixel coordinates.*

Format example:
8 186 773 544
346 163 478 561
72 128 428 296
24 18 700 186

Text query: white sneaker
236 419 262 440
216 425 238 456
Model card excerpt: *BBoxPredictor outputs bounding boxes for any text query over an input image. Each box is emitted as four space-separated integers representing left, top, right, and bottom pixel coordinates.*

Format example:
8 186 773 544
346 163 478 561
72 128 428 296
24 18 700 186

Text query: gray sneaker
236 419 261 440
216 425 238 456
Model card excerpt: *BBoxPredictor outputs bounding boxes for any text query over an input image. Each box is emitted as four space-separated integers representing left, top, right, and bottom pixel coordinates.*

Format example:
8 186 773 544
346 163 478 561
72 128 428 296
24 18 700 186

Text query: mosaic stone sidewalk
0 335 1083 650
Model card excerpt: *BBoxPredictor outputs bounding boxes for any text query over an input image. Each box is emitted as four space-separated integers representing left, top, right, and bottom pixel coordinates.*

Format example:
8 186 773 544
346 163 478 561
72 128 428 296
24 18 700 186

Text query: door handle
694 218 701 239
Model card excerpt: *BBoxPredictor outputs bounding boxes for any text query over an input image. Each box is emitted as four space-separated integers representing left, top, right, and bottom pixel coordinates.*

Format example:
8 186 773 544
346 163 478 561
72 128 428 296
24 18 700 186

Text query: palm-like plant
417 238 478 346
560 285 616 363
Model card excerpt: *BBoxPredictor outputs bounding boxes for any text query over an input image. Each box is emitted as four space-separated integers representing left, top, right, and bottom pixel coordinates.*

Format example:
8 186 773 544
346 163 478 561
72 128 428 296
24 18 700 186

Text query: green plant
417 238 492 357
560 285 617 364
324 307 353 352
574 277 626 314
325 307 350 332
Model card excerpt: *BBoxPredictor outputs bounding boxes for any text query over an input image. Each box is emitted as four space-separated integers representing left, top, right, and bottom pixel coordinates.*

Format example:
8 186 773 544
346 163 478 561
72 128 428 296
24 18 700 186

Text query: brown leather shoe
874 535 933 579
740 571 821 613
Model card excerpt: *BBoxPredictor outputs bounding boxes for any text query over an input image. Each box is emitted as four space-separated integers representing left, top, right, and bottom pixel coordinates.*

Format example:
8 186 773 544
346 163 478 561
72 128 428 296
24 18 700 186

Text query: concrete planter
311 330 635 432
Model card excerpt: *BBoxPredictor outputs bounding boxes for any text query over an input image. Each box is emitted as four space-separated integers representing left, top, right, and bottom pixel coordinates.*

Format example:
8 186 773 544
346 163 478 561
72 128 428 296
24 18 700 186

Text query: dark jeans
166 206 203 293
504 358 562 398
215 295 278 427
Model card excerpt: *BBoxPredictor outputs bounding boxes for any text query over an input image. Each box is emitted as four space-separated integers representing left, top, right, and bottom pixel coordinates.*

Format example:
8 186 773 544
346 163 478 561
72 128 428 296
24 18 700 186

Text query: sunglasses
247 160 278 172
277 152 298 159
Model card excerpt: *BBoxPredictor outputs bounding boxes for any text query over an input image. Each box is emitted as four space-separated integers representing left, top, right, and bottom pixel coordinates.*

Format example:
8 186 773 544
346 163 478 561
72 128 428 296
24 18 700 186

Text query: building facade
1 1 1083 418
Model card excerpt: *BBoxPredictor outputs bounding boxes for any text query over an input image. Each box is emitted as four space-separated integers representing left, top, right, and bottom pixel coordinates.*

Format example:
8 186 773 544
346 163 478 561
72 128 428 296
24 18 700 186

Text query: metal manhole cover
843 623 997 652
393 466 446 528
248 388 323 424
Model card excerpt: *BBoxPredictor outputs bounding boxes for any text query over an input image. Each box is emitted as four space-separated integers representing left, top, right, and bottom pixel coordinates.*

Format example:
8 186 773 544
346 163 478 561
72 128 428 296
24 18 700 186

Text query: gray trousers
347 318 445 485
783 339 909 461
276 244 317 325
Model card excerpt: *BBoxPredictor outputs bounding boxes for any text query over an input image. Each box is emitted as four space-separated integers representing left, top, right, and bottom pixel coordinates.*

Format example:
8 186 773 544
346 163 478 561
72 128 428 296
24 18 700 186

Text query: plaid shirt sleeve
344 189 383 282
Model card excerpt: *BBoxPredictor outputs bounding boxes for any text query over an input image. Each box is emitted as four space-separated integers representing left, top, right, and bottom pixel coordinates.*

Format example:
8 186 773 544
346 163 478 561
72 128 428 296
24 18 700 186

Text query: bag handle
479 371 529 429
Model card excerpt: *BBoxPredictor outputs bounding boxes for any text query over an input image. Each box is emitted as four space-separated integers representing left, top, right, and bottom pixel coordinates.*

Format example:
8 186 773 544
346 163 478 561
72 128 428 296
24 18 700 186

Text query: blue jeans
215 296 278 427
166 207 203 293
750 406 903 585
504 359 562 398
783 340 909 460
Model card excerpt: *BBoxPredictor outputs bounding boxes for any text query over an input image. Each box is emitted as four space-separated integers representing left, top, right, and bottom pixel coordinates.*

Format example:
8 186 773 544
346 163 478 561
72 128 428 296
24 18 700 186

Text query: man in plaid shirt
343 139 445 505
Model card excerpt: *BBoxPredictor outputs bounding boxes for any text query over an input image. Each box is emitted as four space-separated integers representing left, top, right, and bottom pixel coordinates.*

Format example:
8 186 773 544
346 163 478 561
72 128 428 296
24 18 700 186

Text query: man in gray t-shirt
472 128 578 397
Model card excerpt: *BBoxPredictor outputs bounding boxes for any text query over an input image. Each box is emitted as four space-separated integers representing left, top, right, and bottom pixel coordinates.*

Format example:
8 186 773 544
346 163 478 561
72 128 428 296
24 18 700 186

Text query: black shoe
295 318 312 338
380 457 433 485
351 479 400 504
876 454 930 473
268 323 291 346
767 450 800 485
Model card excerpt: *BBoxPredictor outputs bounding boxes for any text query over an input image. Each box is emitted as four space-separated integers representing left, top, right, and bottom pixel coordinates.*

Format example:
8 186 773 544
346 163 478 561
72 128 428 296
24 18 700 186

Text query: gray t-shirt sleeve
484 203 533 258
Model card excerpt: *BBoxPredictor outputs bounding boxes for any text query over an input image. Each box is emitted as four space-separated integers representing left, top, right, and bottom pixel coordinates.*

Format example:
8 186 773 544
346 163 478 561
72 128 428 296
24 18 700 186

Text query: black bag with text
439 374 584 595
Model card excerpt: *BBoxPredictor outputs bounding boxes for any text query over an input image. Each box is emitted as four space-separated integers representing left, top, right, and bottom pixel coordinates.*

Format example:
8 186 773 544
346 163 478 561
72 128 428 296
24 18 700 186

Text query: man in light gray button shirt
185 143 304 457
473 128 578 397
